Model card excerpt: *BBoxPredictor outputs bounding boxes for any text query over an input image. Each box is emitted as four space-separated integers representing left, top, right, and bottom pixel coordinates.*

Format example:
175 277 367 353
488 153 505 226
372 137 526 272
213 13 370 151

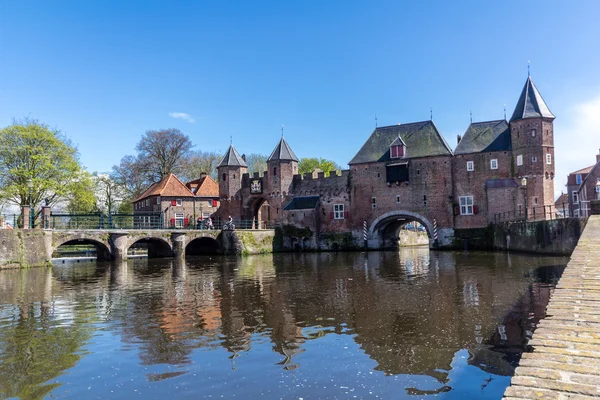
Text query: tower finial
470 110 472 123
375 114 378 128
230 135 232 145
281 124 284 138
503 104 507 120
528 60 530 77
430 107 433 120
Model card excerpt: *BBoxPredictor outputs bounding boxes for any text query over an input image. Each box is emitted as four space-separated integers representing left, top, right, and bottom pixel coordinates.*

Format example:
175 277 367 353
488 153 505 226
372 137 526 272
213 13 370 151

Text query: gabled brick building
214 75 557 249
133 173 219 228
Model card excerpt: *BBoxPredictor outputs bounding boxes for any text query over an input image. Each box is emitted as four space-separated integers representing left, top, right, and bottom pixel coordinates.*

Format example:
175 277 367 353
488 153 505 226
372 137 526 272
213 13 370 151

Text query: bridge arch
369 210 434 249
127 236 173 258
52 237 112 261
185 237 221 256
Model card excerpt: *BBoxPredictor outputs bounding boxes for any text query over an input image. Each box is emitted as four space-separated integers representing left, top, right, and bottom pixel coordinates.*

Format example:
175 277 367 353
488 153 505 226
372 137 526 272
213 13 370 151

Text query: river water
0 248 566 399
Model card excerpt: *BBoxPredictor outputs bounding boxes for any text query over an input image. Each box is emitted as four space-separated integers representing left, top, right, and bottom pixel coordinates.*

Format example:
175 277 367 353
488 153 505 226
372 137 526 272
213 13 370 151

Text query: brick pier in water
504 215 600 399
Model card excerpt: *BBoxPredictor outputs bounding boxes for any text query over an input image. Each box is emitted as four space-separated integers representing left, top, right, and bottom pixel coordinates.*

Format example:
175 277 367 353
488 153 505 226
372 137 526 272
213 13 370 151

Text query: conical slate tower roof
510 76 555 122
217 144 248 168
267 137 299 162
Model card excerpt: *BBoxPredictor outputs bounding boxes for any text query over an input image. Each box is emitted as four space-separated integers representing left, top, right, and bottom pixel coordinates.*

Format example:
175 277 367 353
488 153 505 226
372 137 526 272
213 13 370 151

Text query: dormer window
389 136 406 159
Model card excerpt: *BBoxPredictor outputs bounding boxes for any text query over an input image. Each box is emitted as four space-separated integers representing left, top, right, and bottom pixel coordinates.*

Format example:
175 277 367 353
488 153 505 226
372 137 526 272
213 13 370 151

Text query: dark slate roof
267 137 299 162
485 178 519 189
283 196 320 211
217 144 248 168
510 76 555 122
454 120 511 155
348 121 453 165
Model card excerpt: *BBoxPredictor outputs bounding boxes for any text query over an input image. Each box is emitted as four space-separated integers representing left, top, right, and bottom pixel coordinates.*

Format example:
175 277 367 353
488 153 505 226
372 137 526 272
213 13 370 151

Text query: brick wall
452 151 513 228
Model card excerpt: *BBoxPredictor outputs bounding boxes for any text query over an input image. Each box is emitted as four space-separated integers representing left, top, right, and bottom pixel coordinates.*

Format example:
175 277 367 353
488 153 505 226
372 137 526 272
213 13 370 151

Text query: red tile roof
186 175 219 197
133 174 194 202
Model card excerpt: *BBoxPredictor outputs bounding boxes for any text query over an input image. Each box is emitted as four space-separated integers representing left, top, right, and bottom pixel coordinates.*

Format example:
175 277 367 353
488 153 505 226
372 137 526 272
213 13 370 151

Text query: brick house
214 75 557 248
576 151 600 215
133 173 219 228
563 150 600 216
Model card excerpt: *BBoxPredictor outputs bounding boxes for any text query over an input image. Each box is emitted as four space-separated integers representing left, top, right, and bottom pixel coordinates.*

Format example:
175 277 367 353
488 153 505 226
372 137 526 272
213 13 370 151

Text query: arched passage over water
53 239 112 261
186 237 221 256
128 237 173 258
245 197 270 229
369 210 433 249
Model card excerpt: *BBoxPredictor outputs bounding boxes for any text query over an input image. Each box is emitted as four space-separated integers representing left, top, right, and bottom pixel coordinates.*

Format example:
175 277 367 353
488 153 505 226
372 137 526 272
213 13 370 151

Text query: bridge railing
46 213 279 230
0 213 43 229
493 203 576 223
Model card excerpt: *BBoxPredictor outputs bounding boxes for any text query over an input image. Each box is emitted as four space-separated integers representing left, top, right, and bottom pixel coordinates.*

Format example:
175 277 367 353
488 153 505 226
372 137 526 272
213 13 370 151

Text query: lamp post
27 178 33 228
521 177 527 221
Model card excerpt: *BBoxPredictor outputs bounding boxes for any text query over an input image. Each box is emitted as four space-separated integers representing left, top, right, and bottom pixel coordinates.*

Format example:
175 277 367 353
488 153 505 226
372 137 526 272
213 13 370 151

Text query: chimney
200 172 207 177
457 134 462 144
596 149 600 164
241 154 247 162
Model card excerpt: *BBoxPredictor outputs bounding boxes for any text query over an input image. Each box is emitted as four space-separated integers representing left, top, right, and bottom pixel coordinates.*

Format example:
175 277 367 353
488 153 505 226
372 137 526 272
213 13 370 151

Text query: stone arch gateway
368 210 435 249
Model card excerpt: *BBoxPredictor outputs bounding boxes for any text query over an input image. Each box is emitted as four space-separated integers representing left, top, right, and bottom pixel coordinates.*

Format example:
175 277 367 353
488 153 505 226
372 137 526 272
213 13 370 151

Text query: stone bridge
0 229 278 268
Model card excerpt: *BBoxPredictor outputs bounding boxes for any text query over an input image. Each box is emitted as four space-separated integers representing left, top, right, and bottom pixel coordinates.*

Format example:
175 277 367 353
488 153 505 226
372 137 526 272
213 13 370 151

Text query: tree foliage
0 119 92 211
93 173 127 214
136 128 193 181
245 153 268 175
298 157 342 177
179 150 221 182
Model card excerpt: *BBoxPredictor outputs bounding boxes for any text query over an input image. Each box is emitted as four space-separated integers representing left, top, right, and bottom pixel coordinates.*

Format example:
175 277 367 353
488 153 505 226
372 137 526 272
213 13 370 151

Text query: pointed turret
217 144 248 168
510 76 555 122
267 137 299 162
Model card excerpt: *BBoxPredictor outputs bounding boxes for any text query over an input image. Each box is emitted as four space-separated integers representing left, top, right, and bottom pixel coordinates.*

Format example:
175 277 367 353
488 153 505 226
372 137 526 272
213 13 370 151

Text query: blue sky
1 1 600 197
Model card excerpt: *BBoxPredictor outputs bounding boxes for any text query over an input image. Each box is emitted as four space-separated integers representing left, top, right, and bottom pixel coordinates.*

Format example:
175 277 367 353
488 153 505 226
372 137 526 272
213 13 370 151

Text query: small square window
176 199 183 206
546 153 552 165
371 197 376 209
531 129 536 137
532 156 537 163
490 159 498 170
466 161 474 171
517 155 523 166
396 195 401 204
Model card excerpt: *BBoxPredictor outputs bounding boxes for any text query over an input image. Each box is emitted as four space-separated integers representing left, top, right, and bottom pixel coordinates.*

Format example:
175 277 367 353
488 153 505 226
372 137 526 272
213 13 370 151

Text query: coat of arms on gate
250 179 262 194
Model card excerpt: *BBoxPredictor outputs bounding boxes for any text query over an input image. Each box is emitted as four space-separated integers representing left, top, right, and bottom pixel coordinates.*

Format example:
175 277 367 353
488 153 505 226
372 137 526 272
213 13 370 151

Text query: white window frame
531 129 536 137
396 195 401 204
517 155 523 166
466 161 474 171
546 153 552 165
371 197 376 209
459 196 474 215
176 198 183 206
175 213 184 228
490 159 498 170
156 196 161 205
572 191 579 204
532 156 537 163
334 204 344 219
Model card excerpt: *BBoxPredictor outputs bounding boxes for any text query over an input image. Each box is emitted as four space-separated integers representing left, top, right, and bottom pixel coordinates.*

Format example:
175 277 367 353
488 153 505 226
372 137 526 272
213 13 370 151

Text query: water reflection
0 249 565 399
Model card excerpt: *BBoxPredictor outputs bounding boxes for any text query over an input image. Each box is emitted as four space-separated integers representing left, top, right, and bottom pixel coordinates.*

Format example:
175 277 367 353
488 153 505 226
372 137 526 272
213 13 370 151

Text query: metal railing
493 203 580 223
0 213 42 229
45 212 278 231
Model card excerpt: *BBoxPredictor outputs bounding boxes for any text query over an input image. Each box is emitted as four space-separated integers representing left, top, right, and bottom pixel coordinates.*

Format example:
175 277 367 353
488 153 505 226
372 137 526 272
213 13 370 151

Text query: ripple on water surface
0 249 566 399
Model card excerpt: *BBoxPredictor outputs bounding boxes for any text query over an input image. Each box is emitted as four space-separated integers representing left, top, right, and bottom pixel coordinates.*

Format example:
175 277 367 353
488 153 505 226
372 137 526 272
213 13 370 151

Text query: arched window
222 173 227 181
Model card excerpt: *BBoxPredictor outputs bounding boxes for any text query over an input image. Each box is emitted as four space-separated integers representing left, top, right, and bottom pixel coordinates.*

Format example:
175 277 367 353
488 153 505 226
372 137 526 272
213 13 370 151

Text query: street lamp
521 177 527 220
27 178 33 228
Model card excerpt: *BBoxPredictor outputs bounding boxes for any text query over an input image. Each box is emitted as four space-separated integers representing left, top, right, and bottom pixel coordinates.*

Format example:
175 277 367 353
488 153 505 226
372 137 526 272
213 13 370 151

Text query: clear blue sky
1 1 600 195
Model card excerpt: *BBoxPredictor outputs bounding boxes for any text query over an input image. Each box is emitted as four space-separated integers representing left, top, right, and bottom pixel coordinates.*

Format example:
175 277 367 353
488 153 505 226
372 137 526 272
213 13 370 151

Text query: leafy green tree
0 119 91 212
298 157 341 177
111 154 149 200
65 172 98 213
93 172 127 214
245 153 268 176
